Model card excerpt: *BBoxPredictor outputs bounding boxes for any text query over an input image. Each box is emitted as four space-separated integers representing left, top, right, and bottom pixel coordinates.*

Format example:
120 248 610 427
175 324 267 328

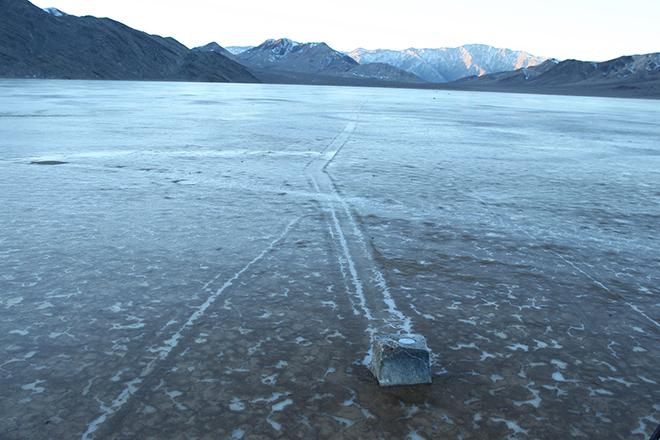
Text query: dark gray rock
30 160 68 165
370 334 432 387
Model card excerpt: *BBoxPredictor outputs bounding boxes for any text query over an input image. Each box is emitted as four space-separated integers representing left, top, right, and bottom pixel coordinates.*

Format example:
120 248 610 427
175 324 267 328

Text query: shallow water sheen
1 79 659 439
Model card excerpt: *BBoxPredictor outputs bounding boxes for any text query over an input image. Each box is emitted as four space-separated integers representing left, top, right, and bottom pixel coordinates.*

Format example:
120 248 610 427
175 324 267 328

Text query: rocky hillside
0 0 258 83
452 54 660 97
342 63 424 83
455 54 660 86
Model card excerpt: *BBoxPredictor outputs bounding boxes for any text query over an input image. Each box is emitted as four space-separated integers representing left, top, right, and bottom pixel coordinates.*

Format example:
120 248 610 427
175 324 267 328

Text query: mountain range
451 54 660 98
348 45 546 83
231 38 424 83
219 43 544 84
1 0 658 98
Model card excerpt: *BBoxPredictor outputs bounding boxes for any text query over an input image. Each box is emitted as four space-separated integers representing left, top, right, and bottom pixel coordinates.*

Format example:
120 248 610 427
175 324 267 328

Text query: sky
31 0 660 61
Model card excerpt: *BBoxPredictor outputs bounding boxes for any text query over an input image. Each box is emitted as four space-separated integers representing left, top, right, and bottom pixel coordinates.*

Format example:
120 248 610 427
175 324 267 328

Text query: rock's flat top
374 334 429 351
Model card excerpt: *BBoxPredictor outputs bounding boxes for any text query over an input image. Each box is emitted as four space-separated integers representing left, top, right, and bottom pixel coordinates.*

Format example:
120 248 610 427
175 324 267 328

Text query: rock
369 334 432 387
30 160 68 165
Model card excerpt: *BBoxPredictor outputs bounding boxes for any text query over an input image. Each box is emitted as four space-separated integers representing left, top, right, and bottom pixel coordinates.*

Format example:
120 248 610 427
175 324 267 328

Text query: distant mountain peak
259 38 329 52
191 42 236 59
196 42 224 52
43 7 66 17
226 46 253 55
257 38 302 59
266 38 298 46
240 38 358 73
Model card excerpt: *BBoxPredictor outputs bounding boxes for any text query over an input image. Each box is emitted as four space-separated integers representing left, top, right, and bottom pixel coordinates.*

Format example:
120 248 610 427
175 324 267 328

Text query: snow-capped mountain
349 45 547 83
238 38 359 73
226 46 253 55
42 7 66 17
237 38 424 83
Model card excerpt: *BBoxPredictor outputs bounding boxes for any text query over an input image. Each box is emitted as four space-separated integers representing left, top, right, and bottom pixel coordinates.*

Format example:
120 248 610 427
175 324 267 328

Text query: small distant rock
30 160 68 165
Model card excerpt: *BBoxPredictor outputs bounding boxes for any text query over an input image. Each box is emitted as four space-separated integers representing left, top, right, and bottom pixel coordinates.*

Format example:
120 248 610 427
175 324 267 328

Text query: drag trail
83 107 418 438
81 105 415 438
81 217 301 440
305 106 414 364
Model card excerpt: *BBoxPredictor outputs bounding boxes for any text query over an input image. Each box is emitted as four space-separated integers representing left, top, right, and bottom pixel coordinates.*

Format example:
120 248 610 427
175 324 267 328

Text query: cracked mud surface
1 80 659 439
